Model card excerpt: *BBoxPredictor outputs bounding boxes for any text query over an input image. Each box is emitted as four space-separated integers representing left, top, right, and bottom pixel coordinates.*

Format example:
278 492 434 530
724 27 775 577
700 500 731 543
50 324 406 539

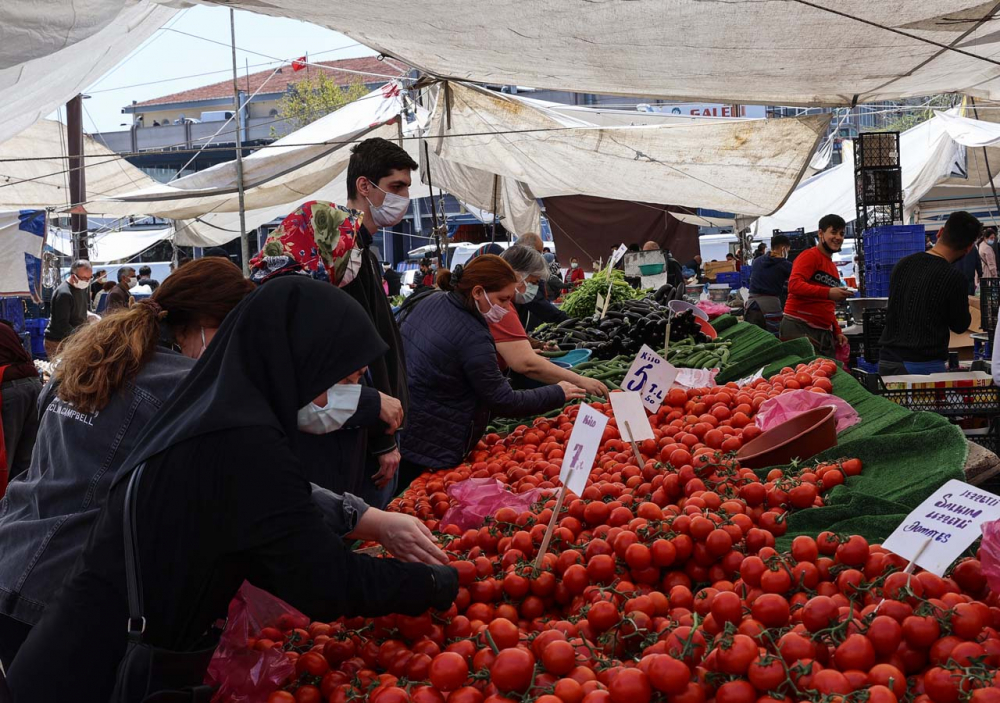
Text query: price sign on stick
882 480 1000 576
607 243 628 270
622 345 679 413
536 404 609 568
610 391 654 465
596 291 607 319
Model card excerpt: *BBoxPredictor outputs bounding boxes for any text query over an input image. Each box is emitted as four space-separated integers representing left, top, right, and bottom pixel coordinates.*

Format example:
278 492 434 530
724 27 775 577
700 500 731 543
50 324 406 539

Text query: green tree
874 95 956 133
272 74 370 135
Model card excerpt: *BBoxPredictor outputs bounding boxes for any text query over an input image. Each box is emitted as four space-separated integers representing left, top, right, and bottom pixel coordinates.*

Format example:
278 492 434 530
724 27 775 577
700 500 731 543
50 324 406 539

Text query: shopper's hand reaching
828 287 852 302
378 392 403 434
558 381 586 402
374 511 450 565
836 333 849 347
372 448 400 489
576 375 609 399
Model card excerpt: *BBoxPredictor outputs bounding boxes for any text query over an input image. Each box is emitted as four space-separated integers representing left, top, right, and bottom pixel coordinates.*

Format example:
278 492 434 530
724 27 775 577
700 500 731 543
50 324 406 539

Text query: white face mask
297 384 362 434
71 277 90 290
477 291 509 324
366 182 409 227
515 280 539 304
126 277 138 290
570 262 579 269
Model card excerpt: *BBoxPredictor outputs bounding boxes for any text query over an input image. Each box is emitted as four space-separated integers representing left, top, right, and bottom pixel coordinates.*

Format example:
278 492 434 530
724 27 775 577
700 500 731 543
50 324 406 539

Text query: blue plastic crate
862 225 925 271
716 271 741 288
25 317 48 358
855 358 879 374
0 297 25 333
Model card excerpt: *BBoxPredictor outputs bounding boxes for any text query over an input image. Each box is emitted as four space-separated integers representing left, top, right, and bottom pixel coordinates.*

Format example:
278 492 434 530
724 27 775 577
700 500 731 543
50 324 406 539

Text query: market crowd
0 138 613 702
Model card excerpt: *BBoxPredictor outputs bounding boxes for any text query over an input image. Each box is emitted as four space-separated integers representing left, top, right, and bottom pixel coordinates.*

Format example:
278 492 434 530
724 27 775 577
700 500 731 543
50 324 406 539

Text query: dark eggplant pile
535 296 707 360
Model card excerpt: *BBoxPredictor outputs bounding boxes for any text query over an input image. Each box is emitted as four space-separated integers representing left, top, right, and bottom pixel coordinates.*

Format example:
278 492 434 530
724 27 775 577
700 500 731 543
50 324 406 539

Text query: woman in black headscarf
7 277 457 703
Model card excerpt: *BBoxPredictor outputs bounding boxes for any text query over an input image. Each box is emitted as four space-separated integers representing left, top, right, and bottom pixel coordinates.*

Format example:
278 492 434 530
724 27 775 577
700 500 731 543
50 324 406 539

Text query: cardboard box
703 260 737 280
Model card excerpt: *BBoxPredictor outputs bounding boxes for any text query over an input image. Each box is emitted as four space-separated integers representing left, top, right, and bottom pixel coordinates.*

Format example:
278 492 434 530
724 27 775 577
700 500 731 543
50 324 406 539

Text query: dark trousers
779 316 836 358
1 378 42 482
0 613 31 673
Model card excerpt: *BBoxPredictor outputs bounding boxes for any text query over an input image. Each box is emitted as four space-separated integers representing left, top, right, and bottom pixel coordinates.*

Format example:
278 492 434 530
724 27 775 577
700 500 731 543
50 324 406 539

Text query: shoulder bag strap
123 462 147 642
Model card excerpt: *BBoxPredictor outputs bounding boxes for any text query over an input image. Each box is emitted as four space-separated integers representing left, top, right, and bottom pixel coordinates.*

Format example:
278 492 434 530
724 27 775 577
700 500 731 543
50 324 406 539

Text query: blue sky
78 5 376 133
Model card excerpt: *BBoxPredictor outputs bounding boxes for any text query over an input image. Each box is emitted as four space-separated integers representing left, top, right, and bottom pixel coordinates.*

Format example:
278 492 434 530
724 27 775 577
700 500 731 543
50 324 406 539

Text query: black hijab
112 276 387 486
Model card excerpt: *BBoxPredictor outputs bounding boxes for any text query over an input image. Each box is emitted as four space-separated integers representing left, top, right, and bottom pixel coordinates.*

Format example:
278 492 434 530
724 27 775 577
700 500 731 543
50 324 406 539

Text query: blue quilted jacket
398 291 565 468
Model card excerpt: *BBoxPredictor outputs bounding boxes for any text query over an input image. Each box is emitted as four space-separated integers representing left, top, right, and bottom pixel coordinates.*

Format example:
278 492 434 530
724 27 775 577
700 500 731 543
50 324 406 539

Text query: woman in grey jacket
0 259 441 670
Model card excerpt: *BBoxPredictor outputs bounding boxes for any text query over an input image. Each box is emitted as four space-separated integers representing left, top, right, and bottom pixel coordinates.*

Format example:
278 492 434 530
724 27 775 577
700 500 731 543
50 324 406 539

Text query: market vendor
396 255 584 489
565 256 586 285
43 259 92 359
495 246 609 398
6 279 458 702
744 233 792 334
879 211 979 376
778 214 851 357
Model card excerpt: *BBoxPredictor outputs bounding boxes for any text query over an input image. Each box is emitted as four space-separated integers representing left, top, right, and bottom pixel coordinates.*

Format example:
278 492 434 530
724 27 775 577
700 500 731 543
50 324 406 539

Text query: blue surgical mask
515 281 539 304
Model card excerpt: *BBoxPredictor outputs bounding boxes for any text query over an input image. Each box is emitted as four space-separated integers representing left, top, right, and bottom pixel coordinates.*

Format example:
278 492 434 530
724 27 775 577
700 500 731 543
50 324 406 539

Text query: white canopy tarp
754 110 965 235
47 225 173 261
0 0 177 147
936 110 1000 149
209 0 1000 106
93 84 406 219
0 119 159 211
427 82 829 217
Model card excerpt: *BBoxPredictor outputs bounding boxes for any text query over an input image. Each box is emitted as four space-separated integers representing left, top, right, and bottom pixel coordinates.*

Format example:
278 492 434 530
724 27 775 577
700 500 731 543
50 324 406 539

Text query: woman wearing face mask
7 278 458 703
565 257 586 285
494 247 609 398
978 229 998 280
0 261 440 671
395 255 585 490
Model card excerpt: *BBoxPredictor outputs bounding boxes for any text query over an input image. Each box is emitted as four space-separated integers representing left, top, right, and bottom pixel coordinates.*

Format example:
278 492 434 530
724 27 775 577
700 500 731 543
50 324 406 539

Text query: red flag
291 56 307 72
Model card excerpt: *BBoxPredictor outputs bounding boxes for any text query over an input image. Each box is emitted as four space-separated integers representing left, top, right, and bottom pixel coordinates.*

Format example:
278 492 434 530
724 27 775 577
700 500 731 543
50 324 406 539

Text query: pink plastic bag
440 477 554 530
755 390 860 434
696 301 730 319
835 340 851 366
982 520 1000 595
205 581 299 703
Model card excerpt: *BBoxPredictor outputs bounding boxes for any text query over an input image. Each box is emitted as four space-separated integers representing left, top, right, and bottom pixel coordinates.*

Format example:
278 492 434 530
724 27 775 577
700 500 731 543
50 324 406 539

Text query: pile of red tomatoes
260 357 999 703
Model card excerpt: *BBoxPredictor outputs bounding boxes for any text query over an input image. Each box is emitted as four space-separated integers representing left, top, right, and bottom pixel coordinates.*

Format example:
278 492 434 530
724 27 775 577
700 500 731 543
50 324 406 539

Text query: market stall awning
426 82 829 217
47 224 174 261
206 0 1000 107
0 119 159 211
0 0 176 147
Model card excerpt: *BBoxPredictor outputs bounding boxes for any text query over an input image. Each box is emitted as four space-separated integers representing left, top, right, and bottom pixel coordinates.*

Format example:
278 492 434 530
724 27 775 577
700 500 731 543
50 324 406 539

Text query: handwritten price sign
883 479 1000 575
622 345 679 413
559 404 609 496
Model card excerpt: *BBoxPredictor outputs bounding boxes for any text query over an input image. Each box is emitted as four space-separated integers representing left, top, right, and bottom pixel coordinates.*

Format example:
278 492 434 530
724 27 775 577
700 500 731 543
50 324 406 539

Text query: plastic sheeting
47 225 173 262
210 0 1000 106
0 1 177 148
0 120 159 211
427 82 829 217
936 110 1000 148
93 84 406 219
754 111 965 235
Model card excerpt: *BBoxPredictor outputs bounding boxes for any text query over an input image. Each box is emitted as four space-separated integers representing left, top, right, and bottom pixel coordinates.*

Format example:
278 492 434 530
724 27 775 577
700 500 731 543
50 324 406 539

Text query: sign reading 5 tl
622 344 679 413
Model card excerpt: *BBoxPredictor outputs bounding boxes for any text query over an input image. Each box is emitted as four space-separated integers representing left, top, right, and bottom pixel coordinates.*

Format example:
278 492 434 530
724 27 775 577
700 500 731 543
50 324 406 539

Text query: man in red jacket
779 214 852 357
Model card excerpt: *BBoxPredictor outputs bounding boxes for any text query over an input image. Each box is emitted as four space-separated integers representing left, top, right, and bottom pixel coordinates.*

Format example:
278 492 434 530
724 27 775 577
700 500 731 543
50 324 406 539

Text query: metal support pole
66 95 88 261
490 174 499 243
230 9 249 275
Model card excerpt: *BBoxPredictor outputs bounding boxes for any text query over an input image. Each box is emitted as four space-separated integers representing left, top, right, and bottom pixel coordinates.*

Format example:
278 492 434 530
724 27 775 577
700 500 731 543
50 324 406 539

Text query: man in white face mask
43 260 92 359
106 266 137 313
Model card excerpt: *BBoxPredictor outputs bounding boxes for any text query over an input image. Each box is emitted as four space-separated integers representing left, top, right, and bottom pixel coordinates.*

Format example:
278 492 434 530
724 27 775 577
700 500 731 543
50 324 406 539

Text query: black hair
940 211 983 250
771 234 791 249
818 213 846 232
139 265 152 277
346 137 418 200
204 247 230 259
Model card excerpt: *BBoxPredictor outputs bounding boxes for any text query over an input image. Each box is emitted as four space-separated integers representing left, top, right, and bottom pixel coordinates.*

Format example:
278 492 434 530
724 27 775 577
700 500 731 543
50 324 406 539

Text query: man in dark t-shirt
879 211 981 376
